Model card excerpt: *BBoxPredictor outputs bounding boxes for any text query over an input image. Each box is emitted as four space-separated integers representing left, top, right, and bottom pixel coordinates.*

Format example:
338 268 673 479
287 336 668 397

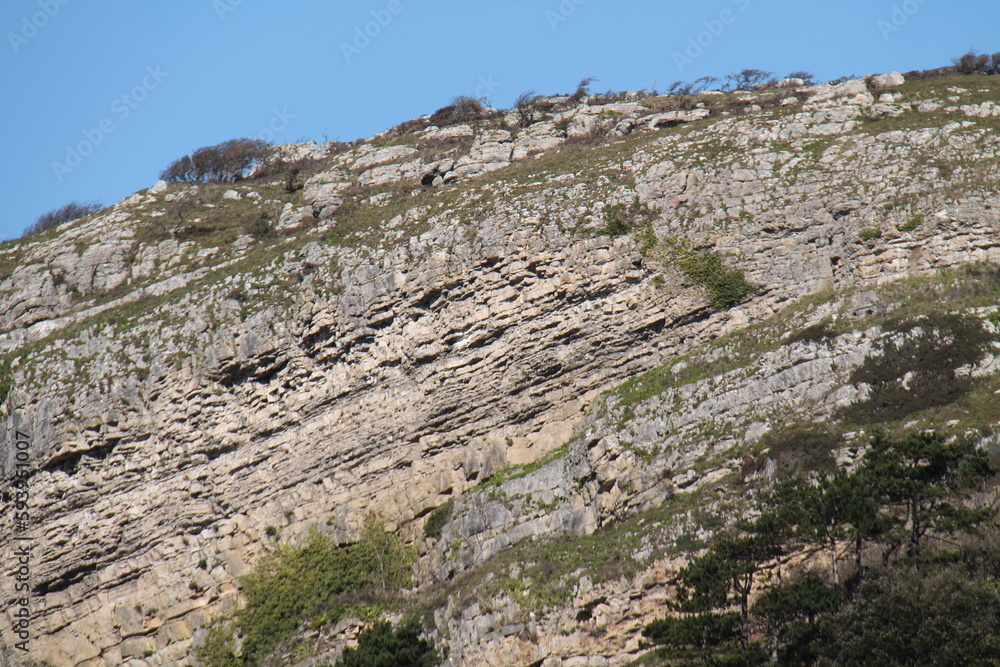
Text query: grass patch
474 441 572 491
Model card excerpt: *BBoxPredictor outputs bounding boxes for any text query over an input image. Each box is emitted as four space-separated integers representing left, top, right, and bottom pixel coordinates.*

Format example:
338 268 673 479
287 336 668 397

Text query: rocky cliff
1 71 1000 665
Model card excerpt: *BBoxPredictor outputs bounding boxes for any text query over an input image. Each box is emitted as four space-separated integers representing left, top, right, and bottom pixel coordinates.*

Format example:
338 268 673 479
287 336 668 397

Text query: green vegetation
0 357 12 405
672 241 759 309
643 430 997 663
599 198 655 239
423 499 454 540
418 483 726 622
836 312 994 424
198 521 413 667
332 618 444 667
825 567 1000 664
857 226 882 241
474 441 572 491
747 422 840 477
609 263 1000 429
897 212 924 232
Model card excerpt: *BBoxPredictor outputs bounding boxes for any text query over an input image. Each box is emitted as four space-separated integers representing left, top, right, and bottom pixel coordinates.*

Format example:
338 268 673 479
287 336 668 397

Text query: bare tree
160 138 272 183
725 69 775 91
514 90 541 126
22 201 103 237
570 76 598 103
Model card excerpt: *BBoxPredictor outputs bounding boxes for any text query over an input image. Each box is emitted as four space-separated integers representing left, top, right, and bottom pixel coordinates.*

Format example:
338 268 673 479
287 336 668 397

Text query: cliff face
1 73 1000 665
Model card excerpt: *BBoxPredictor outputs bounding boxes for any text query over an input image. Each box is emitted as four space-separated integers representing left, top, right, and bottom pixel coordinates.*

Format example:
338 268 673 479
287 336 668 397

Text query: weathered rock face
1 73 1000 665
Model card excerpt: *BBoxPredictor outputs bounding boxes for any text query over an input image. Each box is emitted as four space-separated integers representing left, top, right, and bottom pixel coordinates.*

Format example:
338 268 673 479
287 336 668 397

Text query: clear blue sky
1 0 996 241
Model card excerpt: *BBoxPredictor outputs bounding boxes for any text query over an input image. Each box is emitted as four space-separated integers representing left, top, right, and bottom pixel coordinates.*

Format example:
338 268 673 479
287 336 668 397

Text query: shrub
334 618 444 667
198 521 413 667
429 96 490 127
858 227 882 241
600 199 653 237
569 77 598 104
514 90 541 126
564 119 614 147
0 357 12 406
22 201 102 237
725 68 775 91
243 219 272 239
160 138 272 183
954 49 1000 76
749 423 841 477
836 313 993 424
784 70 815 85
896 213 923 232
784 320 836 346
673 243 759 309
423 500 454 540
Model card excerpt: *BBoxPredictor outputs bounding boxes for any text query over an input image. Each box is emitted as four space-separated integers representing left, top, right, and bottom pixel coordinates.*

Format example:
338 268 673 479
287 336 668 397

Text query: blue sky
1 0 997 241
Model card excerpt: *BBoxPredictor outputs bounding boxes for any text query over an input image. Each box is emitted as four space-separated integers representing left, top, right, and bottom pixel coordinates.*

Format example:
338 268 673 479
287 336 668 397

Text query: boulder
868 72 906 90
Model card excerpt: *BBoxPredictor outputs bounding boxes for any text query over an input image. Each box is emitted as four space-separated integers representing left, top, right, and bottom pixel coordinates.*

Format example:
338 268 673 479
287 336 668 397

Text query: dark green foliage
862 431 994 561
645 428 997 662
642 611 742 655
0 357 12 405
334 618 443 667
23 201 103 237
821 568 1000 664
751 423 840 477
243 219 272 239
197 522 413 667
160 138 271 183
423 500 454 540
837 313 993 424
896 212 923 232
783 320 836 346
752 575 841 627
857 226 882 241
675 246 759 310
600 199 653 238
753 575 841 664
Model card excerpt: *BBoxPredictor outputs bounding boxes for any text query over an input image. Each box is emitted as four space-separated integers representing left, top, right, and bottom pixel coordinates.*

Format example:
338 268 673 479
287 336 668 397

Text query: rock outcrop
2 72 1000 665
